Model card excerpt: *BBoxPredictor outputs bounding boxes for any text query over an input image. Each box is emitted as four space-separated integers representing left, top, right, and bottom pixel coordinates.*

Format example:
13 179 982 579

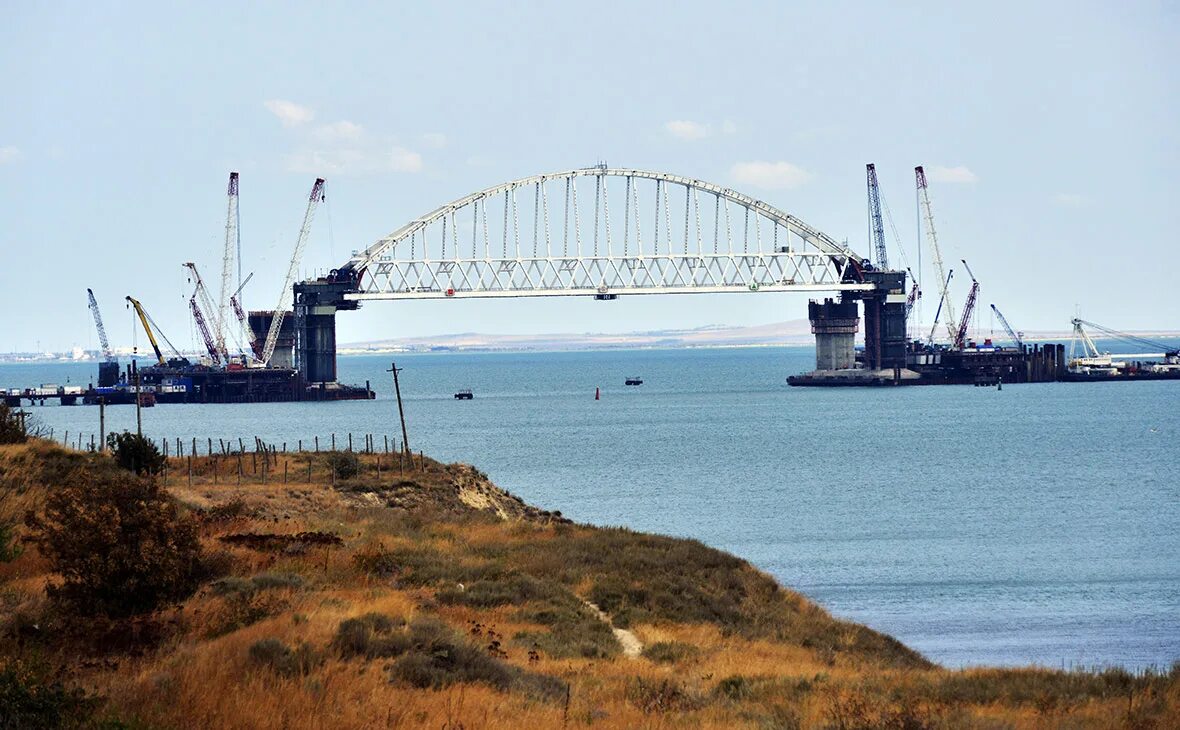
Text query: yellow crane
124 296 187 366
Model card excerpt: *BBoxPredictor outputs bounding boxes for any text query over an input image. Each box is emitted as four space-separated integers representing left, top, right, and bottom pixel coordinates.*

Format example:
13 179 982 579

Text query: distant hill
341 320 1180 354
340 320 818 353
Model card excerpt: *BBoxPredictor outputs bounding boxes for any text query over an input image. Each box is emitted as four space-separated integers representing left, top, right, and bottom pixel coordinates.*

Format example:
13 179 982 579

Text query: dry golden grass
1 439 1178 729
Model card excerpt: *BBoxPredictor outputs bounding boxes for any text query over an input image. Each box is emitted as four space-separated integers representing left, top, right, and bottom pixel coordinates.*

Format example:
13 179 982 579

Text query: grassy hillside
0 439 1177 729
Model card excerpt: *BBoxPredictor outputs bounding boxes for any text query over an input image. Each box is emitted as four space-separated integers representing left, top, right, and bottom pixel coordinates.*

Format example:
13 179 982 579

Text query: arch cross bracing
341 167 872 301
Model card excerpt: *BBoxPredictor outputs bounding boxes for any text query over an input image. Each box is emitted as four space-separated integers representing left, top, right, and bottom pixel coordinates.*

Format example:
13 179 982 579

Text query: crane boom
866 164 888 269
1072 318 1177 354
86 288 115 362
125 296 165 365
262 178 325 365
990 304 1022 349
190 296 220 363
1069 318 1102 361
953 259 979 349
927 269 953 344
916 166 957 341
217 172 239 356
228 272 259 359
905 268 921 314
183 262 227 361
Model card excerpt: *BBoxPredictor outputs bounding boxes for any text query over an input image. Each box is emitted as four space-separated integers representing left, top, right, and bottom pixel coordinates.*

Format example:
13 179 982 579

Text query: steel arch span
336 166 873 301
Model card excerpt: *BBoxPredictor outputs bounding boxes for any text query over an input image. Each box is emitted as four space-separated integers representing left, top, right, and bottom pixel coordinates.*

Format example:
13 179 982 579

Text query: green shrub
0 522 21 563
248 638 320 678
436 575 562 608
643 641 700 665
331 614 566 701
714 675 755 701
332 613 410 659
24 469 204 618
106 431 165 476
0 665 104 729
513 599 620 659
626 677 704 714
325 452 360 480
351 543 399 577
206 573 303 637
0 403 28 444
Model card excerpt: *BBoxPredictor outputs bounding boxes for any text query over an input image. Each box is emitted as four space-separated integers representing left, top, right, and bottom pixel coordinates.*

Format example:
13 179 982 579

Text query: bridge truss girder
341 167 871 301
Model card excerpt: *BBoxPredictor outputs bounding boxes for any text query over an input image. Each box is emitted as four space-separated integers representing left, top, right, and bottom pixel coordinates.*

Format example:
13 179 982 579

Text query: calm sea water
3 344 1178 670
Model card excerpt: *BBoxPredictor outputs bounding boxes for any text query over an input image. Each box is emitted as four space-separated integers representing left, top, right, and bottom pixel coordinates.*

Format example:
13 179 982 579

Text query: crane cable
1077 320 1173 352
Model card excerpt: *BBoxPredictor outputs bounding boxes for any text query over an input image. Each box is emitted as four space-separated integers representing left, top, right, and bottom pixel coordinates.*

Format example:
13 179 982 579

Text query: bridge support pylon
806 271 908 373
293 278 359 384
809 298 859 370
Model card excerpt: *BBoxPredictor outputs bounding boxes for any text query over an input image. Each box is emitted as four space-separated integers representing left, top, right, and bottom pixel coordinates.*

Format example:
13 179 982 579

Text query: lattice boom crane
190 295 220 363
262 178 325 366
954 259 979 349
990 304 1022 349
86 288 115 362
183 262 227 362
229 272 259 359
866 164 888 270
917 166 957 343
217 172 240 355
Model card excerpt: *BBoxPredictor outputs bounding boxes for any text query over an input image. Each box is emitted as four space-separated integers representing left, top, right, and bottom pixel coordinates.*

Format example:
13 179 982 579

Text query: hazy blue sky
1 1 1176 352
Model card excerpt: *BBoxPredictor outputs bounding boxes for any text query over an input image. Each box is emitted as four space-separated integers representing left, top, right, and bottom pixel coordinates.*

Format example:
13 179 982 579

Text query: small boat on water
624 376 643 386
454 389 474 400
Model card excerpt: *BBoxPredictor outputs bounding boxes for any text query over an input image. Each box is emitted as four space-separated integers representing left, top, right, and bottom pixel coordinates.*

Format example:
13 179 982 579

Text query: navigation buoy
595 387 600 401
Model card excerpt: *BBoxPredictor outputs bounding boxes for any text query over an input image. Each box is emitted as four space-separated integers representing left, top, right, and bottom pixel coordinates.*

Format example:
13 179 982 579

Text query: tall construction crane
917 166 957 343
86 288 115 362
953 259 980 349
228 272 259 360
866 164 888 270
905 267 921 315
189 294 221 364
928 269 954 342
990 304 1023 349
1070 318 1178 360
217 172 240 356
125 296 172 365
183 262 227 361
261 178 326 365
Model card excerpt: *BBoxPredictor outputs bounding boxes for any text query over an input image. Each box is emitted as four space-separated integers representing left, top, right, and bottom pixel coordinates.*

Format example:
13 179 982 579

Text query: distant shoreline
4 330 1179 363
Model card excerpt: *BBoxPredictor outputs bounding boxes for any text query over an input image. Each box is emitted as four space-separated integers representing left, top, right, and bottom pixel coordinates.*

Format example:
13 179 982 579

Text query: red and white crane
228 272 260 360
189 293 220 364
261 178 325 366
183 262 228 363
953 258 980 349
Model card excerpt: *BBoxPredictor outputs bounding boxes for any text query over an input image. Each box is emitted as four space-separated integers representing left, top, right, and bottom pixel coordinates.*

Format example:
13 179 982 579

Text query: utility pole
387 362 410 455
134 365 143 437
98 397 106 451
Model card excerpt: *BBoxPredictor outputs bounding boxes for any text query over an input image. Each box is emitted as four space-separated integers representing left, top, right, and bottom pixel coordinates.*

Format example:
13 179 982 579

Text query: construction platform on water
2 174 376 408
786 297 1180 387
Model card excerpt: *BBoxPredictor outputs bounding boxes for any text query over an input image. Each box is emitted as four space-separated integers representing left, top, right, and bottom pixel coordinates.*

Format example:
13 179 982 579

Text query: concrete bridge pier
293 278 360 384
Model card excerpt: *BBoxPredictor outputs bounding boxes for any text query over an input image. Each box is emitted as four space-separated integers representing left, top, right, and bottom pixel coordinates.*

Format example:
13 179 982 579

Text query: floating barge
789 340 1069 387
4 360 373 407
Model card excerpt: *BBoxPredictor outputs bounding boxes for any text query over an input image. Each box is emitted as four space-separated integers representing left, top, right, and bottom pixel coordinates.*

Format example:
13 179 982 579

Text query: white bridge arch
339 166 873 300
